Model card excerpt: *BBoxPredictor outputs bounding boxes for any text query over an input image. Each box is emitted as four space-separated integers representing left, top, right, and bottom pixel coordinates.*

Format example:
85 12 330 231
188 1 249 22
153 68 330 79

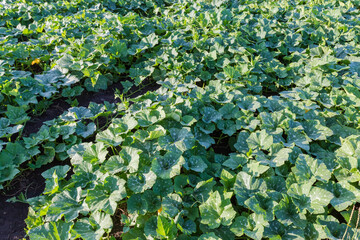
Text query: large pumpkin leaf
127 170 157 193
247 129 274 150
85 176 126 215
291 154 331 184
82 143 108 164
28 221 73 240
152 151 185 179
158 127 195 152
199 191 236 229
234 171 266 206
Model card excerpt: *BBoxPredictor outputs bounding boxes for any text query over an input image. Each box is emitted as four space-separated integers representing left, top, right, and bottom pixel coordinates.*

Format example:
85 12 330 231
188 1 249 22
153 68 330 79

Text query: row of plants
0 0 172 153
2 0 360 186
1 0 360 239
0 100 119 188
26 79 360 239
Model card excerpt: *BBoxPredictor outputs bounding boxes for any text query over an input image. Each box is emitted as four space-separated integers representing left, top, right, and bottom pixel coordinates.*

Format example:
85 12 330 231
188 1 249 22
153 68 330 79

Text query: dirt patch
0 199 29 240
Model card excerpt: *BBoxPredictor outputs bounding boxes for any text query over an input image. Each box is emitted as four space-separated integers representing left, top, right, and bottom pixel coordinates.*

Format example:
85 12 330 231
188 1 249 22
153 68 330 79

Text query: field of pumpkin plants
1 0 360 239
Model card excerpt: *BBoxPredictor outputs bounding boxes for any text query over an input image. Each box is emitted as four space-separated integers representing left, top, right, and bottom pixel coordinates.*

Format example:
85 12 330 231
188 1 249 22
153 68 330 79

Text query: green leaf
219 103 242 119
5 105 30 124
304 223 326 240
287 182 312 213
85 176 126 215
46 187 86 222
147 125 167 140
230 216 246 237
121 228 146 240
199 232 222 240
41 165 70 195
291 154 331 184
245 193 276 221
121 80 133 93
135 107 166 127
264 220 304 240
274 195 307 228
84 74 109 91
71 161 97 188
127 194 148 215
83 143 108 164
174 175 191 196
152 151 185 179
223 154 247 170
234 131 250 153
127 170 157 193
72 220 103 240
156 216 177 239
265 176 287 193
142 190 161 213
56 54 73 69
153 178 174 197
302 120 333 140
76 122 96 138
328 124 360 145
195 130 215 149
269 148 292 167
59 125 76 139
288 182 334 214
237 96 261 112
184 156 208 173
224 66 241 80
63 107 93 121
119 147 142 173
61 86 84 98
35 69 63 86
91 210 113 230
28 220 73 240
322 181 357 211
230 214 265 240
309 186 334 214
335 135 360 169
200 107 222 123
234 172 266 207
178 220 196 235
201 107 223 123
34 146 55 168
96 127 124 146
102 156 127 174
181 115 197 126
318 215 351 240
144 216 158 237
0 165 20 183
285 129 310 151
243 160 270 177
159 128 195 152
220 169 236 191
4 142 26 165
199 191 236 229
162 193 182 217
72 212 111 240
88 103 105 118
142 33 159 48
193 178 216 203
109 40 128 58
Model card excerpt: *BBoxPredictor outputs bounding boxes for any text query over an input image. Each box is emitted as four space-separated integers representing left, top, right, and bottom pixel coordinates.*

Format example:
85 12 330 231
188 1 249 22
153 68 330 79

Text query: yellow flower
31 59 41 65
157 207 162 214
